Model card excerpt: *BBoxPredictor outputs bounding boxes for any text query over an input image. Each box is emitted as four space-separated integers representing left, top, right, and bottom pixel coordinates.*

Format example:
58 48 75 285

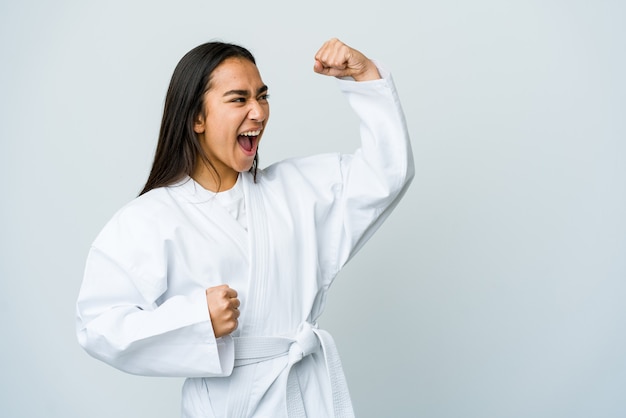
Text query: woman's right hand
205 285 240 338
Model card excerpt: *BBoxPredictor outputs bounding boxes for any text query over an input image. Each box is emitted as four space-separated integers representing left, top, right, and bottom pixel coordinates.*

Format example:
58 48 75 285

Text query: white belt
227 322 355 417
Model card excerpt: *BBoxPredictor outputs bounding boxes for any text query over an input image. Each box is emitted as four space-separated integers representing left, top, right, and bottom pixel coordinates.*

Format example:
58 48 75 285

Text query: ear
193 113 206 134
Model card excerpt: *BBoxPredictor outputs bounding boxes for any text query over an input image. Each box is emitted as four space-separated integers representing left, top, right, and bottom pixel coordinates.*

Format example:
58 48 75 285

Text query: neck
191 163 238 192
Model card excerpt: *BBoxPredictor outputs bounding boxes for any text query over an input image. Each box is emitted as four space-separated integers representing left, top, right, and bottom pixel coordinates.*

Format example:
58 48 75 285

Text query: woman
76 37 414 417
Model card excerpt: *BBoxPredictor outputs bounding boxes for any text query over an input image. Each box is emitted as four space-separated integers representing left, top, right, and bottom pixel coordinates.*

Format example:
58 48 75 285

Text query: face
193 57 270 191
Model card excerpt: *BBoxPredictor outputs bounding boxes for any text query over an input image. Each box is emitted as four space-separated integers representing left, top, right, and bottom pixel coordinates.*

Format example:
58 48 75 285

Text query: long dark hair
139 42 258 196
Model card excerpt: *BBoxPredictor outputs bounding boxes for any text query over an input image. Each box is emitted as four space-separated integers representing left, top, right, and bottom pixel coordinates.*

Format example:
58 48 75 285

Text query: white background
1 0 625 417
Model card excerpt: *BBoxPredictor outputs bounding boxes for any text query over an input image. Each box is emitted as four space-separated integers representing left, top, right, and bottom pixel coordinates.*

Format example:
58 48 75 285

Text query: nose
248 100 267 123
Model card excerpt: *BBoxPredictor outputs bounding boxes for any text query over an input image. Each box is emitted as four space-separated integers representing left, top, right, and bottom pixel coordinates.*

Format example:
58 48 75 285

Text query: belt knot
288 322 320 363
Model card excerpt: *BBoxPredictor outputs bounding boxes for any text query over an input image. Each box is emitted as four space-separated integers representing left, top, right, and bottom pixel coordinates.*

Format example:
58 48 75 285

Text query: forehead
209 57 264 90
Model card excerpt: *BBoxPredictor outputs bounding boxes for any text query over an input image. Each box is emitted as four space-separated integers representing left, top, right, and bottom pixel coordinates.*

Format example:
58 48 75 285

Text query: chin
239 158 256 173
235 164 253 174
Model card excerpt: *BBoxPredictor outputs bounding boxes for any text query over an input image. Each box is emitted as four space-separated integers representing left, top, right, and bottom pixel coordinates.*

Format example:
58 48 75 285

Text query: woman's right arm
76 207 235 378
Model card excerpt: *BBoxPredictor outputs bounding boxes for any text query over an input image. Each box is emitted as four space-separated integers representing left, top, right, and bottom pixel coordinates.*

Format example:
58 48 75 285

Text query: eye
258 94 270 102
231 97 246 103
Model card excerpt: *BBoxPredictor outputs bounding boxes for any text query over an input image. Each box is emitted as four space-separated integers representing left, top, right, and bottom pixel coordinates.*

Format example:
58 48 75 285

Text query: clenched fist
206 284 240 338
313 38 381 82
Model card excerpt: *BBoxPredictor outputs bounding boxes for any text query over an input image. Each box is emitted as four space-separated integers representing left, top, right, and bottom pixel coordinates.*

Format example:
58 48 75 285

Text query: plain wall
1 0 625 417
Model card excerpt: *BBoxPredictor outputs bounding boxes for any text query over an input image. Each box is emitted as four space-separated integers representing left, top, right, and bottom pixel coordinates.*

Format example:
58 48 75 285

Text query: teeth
240 130 261 136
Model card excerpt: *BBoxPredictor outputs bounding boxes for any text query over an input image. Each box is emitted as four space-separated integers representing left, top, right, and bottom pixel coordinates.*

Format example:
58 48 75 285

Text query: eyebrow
223 85 269 98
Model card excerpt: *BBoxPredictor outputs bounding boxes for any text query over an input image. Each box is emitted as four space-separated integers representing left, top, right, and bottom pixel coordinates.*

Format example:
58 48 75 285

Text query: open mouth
238 130 260 154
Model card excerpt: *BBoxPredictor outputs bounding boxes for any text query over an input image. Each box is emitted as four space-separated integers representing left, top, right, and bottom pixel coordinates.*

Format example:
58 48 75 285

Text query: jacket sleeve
75 205 235 377
322 62 415 279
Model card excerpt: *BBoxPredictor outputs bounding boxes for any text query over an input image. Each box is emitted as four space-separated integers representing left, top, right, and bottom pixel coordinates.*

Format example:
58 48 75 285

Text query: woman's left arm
314 38 416 276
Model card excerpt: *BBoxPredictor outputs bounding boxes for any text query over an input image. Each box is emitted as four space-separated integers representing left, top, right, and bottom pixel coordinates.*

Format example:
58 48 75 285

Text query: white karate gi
76 64 414 418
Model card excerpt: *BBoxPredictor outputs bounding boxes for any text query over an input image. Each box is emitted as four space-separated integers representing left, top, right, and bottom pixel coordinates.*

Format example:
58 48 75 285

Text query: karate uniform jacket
76 63 415 418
